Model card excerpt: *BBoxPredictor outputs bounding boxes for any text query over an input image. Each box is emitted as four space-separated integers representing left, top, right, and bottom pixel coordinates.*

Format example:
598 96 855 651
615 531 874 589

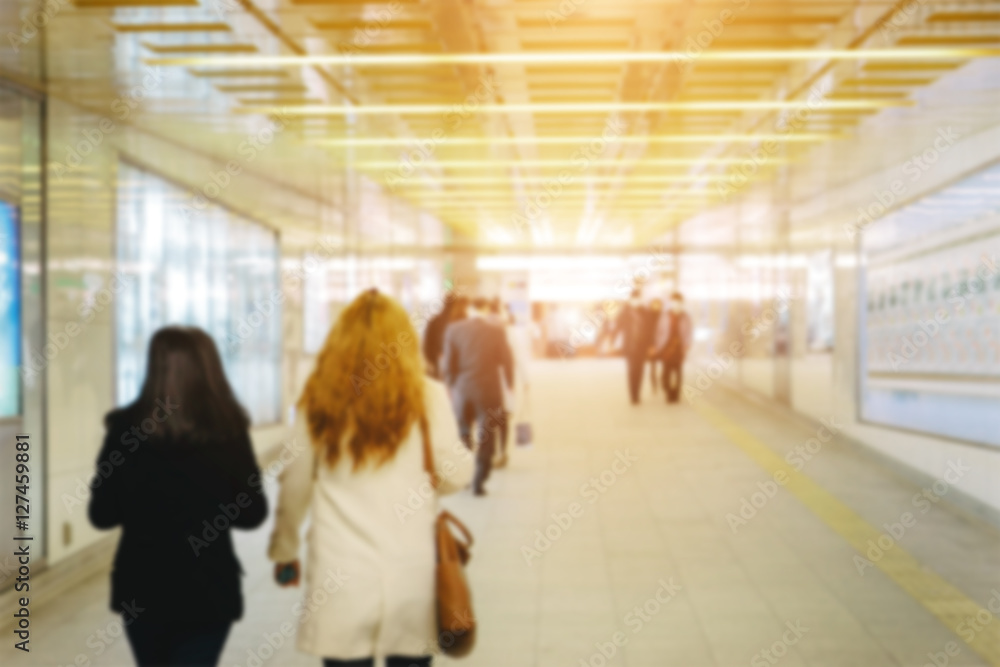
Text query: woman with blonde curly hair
269 289 472 667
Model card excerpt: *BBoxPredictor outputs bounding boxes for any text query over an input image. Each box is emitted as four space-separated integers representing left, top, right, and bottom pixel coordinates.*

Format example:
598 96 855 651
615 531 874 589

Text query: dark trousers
125 617 231 667
458 400 504 492
324 658 431 667
662 355 684 403
626 353 645 403
498 410 511 457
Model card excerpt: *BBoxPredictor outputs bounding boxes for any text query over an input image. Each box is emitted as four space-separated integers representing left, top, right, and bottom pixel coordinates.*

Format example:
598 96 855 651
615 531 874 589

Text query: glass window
303 262 330 355
116 162 281 424
805 251 834 352
0 202 19 417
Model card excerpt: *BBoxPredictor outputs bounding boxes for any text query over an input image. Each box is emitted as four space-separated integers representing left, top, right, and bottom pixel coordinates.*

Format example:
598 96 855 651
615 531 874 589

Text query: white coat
268 377 473 660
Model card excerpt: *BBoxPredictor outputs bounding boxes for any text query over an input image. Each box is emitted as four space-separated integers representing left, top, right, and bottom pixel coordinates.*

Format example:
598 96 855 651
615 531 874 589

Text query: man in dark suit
613 289 653 405
442 297 514 496
652 291 694 404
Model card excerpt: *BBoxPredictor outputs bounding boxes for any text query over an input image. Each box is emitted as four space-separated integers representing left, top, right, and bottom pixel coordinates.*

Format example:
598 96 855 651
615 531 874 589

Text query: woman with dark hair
89 326 268 667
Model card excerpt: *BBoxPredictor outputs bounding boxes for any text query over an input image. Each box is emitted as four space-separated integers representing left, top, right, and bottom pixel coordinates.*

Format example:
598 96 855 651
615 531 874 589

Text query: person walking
645 298 664 395
421 292 458 378
269 289 472 667
492 300 531 469
652 292 694 403
89 327 267 667
441 296 514 495
613 289 652 405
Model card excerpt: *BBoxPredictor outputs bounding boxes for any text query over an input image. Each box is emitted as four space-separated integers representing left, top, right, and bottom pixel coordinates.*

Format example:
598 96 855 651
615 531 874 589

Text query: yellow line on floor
695 401 1000 667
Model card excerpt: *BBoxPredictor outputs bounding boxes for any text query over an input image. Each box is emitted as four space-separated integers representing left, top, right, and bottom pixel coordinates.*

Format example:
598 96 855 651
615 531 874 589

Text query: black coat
88 412 268 624
422 310 451 375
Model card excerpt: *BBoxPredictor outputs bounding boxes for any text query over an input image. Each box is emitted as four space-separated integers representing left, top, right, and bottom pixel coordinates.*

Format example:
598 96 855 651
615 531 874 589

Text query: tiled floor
6 359 1000 667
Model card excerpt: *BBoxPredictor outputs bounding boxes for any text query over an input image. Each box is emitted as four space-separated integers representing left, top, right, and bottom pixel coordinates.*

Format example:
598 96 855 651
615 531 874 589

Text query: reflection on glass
116 162 281 424
0 202 20 417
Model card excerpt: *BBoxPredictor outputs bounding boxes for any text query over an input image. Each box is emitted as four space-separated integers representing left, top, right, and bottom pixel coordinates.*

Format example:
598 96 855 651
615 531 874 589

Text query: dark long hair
106 326 250 442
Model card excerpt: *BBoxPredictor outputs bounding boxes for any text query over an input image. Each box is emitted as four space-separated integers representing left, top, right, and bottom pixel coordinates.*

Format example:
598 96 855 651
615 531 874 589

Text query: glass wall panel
116 162 281 424
0 85 44 577
0 1 45 82
0 202 20 417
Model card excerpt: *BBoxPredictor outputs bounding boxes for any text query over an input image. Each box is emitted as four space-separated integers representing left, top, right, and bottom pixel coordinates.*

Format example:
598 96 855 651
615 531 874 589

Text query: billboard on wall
0 202 20 418
859 166 1000 447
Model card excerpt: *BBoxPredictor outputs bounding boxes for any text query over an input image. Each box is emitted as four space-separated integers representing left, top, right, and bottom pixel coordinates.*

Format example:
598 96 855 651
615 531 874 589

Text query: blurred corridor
2 0 1000 664
3 359 1000 667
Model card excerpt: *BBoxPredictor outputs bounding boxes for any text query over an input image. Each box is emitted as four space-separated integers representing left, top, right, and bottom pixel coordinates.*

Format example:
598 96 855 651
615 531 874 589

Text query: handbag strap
439 509 474 547
419 414 474 550
418 415 440 490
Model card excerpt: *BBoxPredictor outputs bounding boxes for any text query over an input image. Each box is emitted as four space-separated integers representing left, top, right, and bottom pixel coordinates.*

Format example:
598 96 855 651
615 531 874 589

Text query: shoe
473 487 487 497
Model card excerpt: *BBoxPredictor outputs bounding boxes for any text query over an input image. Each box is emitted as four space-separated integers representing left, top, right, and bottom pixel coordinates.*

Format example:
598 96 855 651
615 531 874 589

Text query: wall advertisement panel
0 202 19 418
860 200 1000 447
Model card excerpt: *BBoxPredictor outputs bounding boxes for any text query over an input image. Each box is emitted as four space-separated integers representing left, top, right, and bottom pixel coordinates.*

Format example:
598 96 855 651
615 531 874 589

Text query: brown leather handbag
419 418 477 657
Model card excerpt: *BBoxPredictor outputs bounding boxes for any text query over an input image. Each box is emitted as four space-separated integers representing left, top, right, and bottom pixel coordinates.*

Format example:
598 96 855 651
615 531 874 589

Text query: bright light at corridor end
478 256 635 271
241 100 906 116
353 158 790 169
145 48 1000 68
313 134 844 148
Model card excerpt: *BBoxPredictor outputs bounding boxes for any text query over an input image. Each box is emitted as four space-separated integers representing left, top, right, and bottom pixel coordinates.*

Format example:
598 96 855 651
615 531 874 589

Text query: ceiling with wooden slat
3 0 999 247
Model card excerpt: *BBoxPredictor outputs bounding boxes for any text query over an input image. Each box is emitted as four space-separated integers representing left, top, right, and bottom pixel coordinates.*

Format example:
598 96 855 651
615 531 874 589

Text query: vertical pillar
773 150 792 406
446 228 479 296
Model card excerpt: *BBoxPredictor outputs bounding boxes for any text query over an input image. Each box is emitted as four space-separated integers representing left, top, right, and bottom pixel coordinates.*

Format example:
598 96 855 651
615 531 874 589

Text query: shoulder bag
419 417 477 657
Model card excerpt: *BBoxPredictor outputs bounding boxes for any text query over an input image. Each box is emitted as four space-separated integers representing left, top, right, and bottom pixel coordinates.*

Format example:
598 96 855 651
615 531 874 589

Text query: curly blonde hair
299 289 425 469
